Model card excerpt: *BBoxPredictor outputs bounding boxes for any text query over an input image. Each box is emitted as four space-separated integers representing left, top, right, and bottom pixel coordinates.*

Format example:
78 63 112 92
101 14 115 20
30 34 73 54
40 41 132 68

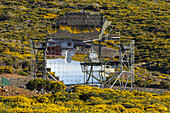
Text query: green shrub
79 91 99 101
0 66 13 74
26 78 50 91
52 91 79 102
26 78 65 91
86 96 104 105
18 71 29 76
51 81 66 92
152 71 162 76
160 80 170 89
26 79 38 90
5 66 13 74
99 92 113 100
135 79 146 87
5 58 13 66
122 102 135 108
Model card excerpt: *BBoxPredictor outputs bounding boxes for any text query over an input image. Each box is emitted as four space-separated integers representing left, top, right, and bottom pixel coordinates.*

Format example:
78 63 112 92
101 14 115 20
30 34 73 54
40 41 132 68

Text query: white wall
61 41 73 49
47 58 100 85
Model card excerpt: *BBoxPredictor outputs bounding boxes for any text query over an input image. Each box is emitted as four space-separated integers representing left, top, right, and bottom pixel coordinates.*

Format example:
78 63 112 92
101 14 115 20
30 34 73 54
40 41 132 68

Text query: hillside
0 0 169 86
0 85 170 112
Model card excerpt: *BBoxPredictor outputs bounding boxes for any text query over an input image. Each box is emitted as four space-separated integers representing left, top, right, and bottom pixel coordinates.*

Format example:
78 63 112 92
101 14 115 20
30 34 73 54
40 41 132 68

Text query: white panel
47 58 100 85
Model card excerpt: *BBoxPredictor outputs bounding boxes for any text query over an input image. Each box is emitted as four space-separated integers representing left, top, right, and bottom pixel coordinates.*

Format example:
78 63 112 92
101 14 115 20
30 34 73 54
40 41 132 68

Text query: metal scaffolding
31 39 57 81
31 11 135 89
31 39 47 79
105 40 135 89
81 36 135 89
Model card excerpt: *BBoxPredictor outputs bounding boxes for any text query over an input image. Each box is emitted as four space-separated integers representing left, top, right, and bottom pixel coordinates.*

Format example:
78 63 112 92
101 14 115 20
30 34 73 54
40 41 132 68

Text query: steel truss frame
31 39 57 81
31 11 135 90
81 38 135 89
105 40 135 89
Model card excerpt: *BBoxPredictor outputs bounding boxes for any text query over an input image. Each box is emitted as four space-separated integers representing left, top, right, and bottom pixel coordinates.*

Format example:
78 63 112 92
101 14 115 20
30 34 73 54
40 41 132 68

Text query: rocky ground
0 85 38 96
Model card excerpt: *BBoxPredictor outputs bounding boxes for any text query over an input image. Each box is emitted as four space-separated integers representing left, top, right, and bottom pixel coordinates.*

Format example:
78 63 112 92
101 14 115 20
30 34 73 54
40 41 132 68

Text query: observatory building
31 11 135 89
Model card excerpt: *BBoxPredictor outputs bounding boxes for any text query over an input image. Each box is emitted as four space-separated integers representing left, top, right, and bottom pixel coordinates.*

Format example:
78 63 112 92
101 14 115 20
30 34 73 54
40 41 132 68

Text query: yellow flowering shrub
125 108 143 113
51 81 66 91
0 85 169 113
0 66 13 74
86 96 104 105
2 95 33 105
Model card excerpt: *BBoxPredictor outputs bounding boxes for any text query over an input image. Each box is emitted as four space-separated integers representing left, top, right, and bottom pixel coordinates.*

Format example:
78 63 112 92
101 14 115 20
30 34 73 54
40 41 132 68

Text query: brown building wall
47 46 61 56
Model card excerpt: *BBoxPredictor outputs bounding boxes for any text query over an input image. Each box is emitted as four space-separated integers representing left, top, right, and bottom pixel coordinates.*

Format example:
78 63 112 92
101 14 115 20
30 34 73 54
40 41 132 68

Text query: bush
135 79 146 87
79 91 99 101
152 71 162 76
86 96 104 105
0 66 13 74
122 102 135 108
26 78 65 91
18 71 29 76
51 91 79 102
5 66 14 74
160 80 170 89
5 58 13 66
99 92 113 100
26 78 51 91
26 79 38 90
51 81 66 92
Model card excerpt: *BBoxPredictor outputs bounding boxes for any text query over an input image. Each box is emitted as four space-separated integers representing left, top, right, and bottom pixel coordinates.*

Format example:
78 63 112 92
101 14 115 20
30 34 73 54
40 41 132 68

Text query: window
68 42 72 46
47 68 51 71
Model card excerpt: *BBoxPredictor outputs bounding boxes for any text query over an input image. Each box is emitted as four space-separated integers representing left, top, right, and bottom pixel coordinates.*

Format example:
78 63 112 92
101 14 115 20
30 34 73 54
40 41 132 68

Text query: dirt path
0 74 38 96
0 74 32 88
